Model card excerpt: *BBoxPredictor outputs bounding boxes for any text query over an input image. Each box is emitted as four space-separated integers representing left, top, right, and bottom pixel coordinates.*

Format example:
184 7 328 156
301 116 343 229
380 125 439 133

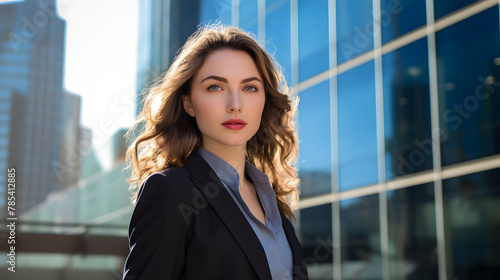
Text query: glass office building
0 0 66 216
196 0 500 279
136 0 200 114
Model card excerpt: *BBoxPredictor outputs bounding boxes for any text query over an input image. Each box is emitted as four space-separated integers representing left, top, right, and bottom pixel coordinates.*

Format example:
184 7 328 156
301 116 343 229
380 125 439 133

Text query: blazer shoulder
131 166 197 232
145 166 192 187
153 166 191 181
136 166 194 204
125 167 194 279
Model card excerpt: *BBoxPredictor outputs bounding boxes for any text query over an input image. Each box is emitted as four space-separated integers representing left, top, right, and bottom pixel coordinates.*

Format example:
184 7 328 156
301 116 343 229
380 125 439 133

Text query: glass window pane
340 195 381 279
383 38 432 179
380 0 426 43
338 61 378 191
298 0 329 82
298 204 333 280
239 0 258 36
336 0 373 65
387 183 438 279
443 168 500 279
266 0 291 85
199 0 232 25
434 0 479 20
436 7 500 166
298 81 331 198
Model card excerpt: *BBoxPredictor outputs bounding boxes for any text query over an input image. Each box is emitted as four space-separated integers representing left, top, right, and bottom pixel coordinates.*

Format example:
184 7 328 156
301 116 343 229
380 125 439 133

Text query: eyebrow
200 75 263 84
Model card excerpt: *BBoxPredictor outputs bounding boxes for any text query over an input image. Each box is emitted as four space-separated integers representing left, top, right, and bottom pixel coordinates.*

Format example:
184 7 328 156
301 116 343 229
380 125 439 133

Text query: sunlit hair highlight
126 23 299 219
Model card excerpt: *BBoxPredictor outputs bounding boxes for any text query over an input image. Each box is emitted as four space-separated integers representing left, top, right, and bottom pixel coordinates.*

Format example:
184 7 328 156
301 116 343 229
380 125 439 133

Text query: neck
202 143 247 183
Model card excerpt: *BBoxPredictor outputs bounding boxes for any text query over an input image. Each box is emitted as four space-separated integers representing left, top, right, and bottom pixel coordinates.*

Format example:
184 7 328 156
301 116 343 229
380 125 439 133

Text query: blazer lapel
185 152 273 280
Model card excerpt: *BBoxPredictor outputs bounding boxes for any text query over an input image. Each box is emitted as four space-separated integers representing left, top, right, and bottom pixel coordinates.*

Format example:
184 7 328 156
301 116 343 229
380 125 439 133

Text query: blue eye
244 85 258 92
208 84 222 91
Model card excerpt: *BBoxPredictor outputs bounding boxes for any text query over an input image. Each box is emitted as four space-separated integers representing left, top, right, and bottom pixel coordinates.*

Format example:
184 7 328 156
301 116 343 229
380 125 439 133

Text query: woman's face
183 49 266 150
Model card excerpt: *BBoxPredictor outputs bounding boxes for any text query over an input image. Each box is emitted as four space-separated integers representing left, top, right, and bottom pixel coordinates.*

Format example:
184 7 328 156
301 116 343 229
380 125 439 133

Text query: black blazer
123 152 309 280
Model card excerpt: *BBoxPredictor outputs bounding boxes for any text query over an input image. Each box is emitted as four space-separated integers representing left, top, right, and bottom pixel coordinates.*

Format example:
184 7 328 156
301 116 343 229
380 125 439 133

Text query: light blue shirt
199 148 293 280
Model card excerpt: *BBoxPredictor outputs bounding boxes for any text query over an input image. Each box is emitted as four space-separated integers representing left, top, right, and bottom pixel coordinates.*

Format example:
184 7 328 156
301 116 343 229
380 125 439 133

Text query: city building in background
1 0 499 279
0 1 128 279
59 91 82 190
78 127 102 180
0 89 13 220
111 128 129 166
136 0 200 114
0 0 67 217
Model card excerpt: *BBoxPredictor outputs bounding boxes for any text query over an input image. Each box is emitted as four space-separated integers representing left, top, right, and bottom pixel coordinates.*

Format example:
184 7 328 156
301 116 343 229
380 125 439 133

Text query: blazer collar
184 151 273 280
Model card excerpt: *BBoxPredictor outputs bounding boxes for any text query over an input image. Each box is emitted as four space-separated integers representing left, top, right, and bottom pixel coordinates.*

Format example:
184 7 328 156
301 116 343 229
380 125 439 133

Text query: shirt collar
198 148 282 230
198 148 240 189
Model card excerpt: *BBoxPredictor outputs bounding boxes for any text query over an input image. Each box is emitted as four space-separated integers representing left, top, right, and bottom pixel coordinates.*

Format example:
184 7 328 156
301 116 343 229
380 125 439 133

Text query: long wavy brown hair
126 24 299 219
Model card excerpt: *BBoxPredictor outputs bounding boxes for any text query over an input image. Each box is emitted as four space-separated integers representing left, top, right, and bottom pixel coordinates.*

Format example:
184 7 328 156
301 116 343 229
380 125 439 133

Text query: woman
123 24 308 280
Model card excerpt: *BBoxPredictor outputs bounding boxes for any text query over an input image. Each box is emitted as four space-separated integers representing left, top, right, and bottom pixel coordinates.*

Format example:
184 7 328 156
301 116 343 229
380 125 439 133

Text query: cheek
193 105 216 129
191 95 218 118
255 96 266 119
248 96 266 132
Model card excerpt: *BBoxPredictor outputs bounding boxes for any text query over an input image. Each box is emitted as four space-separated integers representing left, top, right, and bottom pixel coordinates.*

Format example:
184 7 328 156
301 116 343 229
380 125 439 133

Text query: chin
218 136 253 147
220 140 250 147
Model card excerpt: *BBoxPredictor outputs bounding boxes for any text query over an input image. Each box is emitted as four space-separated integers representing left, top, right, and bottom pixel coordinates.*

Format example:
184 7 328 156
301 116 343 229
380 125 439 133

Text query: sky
56 0 139 168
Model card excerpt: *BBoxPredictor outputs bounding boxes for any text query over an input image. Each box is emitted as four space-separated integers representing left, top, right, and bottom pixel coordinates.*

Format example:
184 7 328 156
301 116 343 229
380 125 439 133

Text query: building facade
58 91 83 190
136 0 201 114
0 0 67 216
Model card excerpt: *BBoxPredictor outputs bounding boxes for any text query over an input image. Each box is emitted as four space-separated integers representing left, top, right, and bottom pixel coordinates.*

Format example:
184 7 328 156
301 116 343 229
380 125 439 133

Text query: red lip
222 119 247 130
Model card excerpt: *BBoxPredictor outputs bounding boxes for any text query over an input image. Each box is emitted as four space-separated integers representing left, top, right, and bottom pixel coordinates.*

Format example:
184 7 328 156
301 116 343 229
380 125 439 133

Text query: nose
227 89 242 113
